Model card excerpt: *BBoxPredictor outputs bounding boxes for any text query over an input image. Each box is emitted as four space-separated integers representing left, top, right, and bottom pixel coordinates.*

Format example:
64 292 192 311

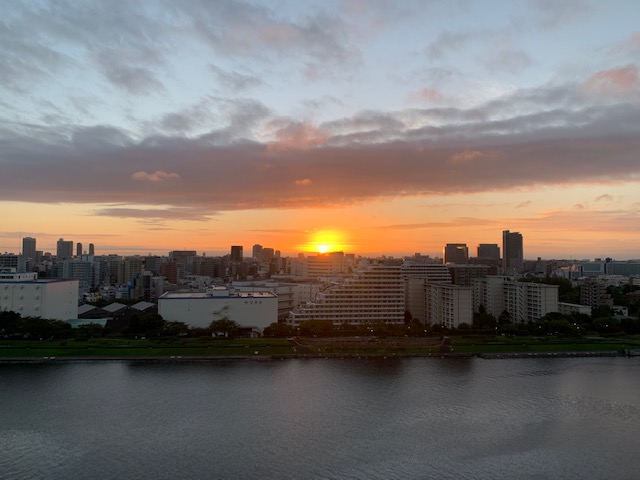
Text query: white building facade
158 287 277 331
474 276 559 323
425 283 473 328
287 264 405 327
0 272 78 320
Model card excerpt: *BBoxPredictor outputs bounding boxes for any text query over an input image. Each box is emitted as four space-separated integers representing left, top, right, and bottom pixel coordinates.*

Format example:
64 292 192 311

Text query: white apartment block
0 272 78 320
425 283 473 329
402 263 452 322
287 264 405 327
289 252 350 278
474 276 559 323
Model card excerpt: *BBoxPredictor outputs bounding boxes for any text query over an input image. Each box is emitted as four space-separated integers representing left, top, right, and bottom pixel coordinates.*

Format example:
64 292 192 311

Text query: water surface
1 357 639 479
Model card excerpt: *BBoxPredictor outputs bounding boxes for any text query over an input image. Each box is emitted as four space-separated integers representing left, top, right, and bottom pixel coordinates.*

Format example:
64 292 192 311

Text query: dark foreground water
1 357 639 480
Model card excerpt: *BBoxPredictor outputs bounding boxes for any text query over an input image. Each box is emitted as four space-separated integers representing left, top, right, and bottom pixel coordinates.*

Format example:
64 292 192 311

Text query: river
1 357 639 479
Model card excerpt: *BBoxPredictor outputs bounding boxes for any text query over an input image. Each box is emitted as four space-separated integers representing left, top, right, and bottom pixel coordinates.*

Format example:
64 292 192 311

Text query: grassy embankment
0 338 293 358
0 335 639 359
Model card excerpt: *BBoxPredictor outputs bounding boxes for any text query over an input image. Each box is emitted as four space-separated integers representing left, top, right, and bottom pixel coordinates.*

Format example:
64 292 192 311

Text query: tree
263 322 294 338
298 320 333 337
162 321 190 337
473 309 497 330
210 319 240 338
592 305 613 320
498 310 512 325
0 310 22 336
75 323 105 339
128 312 166 336
21 317 72 339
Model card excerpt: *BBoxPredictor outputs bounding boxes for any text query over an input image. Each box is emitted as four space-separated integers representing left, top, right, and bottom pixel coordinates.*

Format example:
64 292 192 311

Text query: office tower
89 243 95 255
477 244 500 260
502 230 524 270
443 243 468 264
231 246 243 263
252 244 263 260
56 238 74 261
261 247 275 262
22 237 36 261
76 242 83 257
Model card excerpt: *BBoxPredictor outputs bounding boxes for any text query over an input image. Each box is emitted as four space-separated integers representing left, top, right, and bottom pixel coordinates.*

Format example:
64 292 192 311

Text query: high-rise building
56 238 74 261
169 250 197 279
230 246 243 263
424 283 473 328
89 243 95 255
477 244 500 260
502 230 523 271
22 237 36 261
443 243 468 264
261 248 275 262
252 244 263 260
402 262 452 323
76 242 83 257
448 264 492 286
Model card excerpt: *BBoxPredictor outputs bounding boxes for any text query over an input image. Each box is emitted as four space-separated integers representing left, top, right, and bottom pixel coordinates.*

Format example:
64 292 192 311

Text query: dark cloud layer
1 91 639 212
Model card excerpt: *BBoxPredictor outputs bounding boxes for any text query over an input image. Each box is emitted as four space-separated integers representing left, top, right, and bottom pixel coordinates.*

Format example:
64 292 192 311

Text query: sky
1 0 640 260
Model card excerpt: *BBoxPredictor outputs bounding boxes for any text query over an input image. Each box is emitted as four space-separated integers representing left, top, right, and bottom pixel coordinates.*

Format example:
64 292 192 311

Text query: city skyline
2 1 640 259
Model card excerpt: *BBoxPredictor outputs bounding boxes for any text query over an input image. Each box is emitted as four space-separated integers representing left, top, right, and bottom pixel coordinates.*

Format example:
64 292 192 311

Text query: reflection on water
1 358 639 480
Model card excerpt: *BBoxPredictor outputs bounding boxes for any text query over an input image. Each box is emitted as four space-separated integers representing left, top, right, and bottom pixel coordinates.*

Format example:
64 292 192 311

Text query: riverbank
0 336 638 363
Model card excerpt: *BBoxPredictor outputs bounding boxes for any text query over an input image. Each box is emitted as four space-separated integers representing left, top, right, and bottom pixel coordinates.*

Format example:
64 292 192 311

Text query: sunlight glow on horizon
300 230 350 254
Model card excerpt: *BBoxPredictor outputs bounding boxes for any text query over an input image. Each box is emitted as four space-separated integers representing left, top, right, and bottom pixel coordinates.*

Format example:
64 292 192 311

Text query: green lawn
0 336 638 358
0 338 294 357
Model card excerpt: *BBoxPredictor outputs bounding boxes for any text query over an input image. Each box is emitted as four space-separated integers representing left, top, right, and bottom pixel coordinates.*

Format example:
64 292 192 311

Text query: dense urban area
1 230 640 357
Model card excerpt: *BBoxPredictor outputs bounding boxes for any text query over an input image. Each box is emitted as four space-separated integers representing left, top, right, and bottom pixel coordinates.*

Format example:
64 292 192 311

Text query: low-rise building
158 286 277 331
0 271 78 320
558 302 592 316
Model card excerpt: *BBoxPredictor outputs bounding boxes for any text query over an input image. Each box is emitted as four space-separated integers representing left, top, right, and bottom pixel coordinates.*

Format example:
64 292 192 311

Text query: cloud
92 207 213 222
527 0 592 29
92 49 166 95
485 49 532 75
409 88 444 104
210 65 262 92
183 1 360 74
2 71 640 212
582 65 639 96
516 201 532 209
450 150 493 164
295 179 313 186
132 171 181 182
427 31 476 60
595 194 613 202
267 121 329 151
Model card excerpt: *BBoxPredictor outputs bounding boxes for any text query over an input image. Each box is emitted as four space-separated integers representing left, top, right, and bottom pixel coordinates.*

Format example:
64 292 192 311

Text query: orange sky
3 181 639 260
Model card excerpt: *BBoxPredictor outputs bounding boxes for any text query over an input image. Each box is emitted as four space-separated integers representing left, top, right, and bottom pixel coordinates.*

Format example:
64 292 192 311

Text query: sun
304 230 348 254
